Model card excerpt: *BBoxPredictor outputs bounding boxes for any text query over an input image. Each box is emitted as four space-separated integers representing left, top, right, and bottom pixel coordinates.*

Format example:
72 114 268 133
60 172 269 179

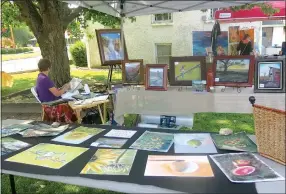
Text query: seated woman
36 59 77 123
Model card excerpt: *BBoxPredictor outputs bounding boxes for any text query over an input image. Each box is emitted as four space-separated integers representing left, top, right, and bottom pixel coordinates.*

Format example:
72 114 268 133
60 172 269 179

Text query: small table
68 100 109 124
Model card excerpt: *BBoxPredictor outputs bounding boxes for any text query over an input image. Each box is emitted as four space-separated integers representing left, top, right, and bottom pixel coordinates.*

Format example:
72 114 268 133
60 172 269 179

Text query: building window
152 13 172 23
156 44 172 65
208 8 219 20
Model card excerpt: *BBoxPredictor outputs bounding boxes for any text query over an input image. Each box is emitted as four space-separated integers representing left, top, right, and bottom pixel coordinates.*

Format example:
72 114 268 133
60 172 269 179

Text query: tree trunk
37 27 70 87
223 65 228 73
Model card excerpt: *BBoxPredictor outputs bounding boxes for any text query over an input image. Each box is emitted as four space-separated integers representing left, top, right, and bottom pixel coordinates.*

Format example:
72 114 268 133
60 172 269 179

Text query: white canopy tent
64 0 265 73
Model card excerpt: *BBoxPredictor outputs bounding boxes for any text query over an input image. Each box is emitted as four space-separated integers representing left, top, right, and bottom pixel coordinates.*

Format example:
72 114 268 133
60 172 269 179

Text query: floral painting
129 131 173 152
81 149 137 175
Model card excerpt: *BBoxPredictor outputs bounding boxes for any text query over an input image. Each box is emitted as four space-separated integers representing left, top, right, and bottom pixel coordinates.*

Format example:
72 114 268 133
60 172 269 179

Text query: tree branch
63 6 83 29
14 0 43 37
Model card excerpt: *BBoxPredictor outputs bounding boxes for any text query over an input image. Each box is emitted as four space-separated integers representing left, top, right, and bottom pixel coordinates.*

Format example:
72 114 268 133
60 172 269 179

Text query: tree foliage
1 1 24 29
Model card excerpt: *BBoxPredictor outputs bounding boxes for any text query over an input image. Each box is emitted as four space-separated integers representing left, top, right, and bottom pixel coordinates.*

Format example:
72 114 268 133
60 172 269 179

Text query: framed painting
254 58 285 93
145 64 168 91
169 56 207 86
213 55 255 87
122 59 144 85
96 29 128 66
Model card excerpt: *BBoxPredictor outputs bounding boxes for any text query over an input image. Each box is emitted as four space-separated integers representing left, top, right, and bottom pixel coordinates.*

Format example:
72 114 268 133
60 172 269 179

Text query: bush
35 43 39 47
1 37 14 48
1 47 33 54
69 41 87 67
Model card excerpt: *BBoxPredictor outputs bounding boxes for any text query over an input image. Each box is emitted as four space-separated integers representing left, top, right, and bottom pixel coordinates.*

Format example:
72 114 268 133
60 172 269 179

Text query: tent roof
64 1 265 17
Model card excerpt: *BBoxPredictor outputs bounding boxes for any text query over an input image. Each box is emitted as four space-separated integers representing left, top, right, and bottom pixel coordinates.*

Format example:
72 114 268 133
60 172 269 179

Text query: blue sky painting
193 31 228 56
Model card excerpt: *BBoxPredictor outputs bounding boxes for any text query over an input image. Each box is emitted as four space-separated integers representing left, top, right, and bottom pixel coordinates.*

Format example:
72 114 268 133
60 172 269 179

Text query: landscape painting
213 56 254 86
81 149 137 175
149 68 164 87
91 138 128 148
145 64 168 90
2 124 34 137
144 155 214 177
5 143 88 169
96 29 128 65
130 131 173 152
210 153 284 183
192 31 228 56
258 62 282 89
52 126 105 144
2 137 31 156
122 60 144 84
174 133 217 153
211 132 257 152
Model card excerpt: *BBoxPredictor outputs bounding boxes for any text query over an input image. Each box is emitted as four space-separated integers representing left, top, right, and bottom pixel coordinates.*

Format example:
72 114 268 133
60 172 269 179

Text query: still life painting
254 59 285 93
169 56 206 86
52 126 105 144
1 137 31 156
174 133 217 153
211 132 257 152
2 124 34 137
96 29 128 65
192 31 228 56
81 149 137 175
130 131 173 152
210 152 284 183
213 56 255 87
122 60 144 84
5 143 88 169
91 138 128 148
145 64 168 91
104 129 136 138
144 155 214 177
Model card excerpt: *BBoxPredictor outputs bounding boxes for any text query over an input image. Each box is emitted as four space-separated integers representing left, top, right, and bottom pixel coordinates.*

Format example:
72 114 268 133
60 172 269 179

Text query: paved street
1 56 41 73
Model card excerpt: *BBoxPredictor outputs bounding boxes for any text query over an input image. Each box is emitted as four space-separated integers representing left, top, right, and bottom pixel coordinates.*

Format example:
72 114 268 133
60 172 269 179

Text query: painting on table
91 138 128 148
104 129 137 138
18 125 69 138
81 149 137 175
1 137 31 156
174 133 217 153
5 143 88 169
96 29 128 66
130 131 173 152
1 124 34 137
213 55 255 87
211 132 257 152
144 155 214 177
145 64 168 91
122 60 144 84
254 58 285 93
210 152 284 183
169 56 207 86
192 31 228 56
52 126 105 144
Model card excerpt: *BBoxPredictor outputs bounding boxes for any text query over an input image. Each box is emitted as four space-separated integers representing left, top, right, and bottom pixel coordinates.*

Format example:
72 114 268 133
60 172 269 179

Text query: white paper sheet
104 129 137 138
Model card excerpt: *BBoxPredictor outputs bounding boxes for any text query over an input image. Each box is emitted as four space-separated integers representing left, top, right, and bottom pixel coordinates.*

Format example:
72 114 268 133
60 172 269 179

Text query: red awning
215 1 285 23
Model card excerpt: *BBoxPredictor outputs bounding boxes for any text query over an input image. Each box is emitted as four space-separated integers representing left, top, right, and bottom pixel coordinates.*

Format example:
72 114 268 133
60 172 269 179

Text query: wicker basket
250 96 286 165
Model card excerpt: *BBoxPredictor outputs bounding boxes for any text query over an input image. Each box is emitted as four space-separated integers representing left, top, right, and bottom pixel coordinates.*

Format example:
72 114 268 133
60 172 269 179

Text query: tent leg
9 175 17 194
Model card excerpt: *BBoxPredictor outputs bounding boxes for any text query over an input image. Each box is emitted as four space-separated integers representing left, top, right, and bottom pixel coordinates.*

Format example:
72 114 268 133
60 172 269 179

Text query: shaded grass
2 52 41 61
2 69 122 96
1 175 120 194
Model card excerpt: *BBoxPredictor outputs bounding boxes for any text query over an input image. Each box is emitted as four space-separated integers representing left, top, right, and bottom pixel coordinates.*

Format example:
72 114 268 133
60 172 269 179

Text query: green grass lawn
1 112 254 194
2 69 122 96
2 51 41 61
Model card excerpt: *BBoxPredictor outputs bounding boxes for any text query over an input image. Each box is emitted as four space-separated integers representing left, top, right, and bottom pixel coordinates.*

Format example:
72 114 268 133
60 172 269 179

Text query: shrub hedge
1 47 33 54
69 41 87 67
